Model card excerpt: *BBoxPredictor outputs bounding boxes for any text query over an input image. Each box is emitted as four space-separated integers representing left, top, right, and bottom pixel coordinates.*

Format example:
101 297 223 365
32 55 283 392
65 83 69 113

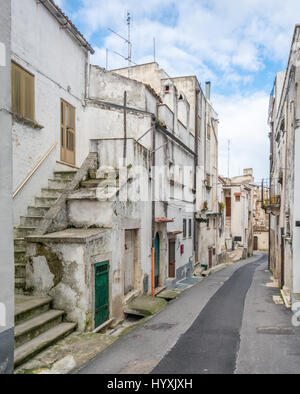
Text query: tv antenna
227 139 230 178
108 12 136 77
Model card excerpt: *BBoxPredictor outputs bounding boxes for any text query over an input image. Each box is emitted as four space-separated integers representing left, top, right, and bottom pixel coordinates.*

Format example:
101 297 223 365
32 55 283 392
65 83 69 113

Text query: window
183 219 187 238
188 219 192 238
235 195 240 202
164 85 170 94
11 62 35 121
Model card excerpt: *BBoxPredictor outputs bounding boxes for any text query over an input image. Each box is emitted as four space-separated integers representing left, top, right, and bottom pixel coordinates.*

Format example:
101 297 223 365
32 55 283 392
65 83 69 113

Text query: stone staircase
14 170 77 292
14 295 76 368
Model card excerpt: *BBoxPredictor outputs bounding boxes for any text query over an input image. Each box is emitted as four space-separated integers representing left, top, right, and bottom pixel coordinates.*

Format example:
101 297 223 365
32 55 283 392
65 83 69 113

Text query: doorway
254 236 258 251
94 261 109 329
168 238 176 278
60 99 75 165
124 230 135 295
154 233 160 287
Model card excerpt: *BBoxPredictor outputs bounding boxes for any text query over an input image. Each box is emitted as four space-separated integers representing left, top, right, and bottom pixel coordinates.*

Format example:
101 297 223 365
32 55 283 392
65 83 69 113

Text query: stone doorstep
15 267 229 374
14 322 77 368
92 318 114 333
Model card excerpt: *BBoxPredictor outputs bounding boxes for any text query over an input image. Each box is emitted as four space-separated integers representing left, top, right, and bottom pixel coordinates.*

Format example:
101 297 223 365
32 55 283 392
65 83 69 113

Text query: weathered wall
0 0 14 374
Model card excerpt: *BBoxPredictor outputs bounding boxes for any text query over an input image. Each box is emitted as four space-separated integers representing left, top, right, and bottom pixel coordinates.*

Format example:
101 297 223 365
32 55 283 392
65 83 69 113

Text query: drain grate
144 323 176 331
256 326 295 335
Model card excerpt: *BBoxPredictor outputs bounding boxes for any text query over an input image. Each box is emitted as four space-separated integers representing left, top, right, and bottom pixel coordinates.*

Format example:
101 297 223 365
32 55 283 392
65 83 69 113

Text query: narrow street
77 253 300 374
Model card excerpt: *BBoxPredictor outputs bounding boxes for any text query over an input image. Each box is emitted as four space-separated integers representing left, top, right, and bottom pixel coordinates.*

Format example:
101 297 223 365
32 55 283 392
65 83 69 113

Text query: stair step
27 206 50 216
41 188 64 198
14 238 26 249
15 296 52 325
15 310 64 348
14 322 77 367
14 251 26 264
53 170 77 181
15 278 26 290
14 227 36 238
20 216 44 227
48 179 70 189
35 196 57 207
15 263 26 279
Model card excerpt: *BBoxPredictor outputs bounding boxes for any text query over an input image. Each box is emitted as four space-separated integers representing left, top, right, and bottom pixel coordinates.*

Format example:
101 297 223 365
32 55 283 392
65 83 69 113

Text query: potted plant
219 202 225 212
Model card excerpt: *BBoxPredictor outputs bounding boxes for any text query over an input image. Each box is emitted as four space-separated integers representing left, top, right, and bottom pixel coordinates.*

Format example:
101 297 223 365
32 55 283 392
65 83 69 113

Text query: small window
183 219 187 238
11 62 35 121
188 219 192 238
235 195 240 202
164 85 170 94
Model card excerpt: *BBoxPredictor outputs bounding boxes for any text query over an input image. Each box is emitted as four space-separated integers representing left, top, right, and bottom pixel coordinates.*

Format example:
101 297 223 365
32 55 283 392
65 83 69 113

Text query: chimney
205 81 211 100
243 168 253 177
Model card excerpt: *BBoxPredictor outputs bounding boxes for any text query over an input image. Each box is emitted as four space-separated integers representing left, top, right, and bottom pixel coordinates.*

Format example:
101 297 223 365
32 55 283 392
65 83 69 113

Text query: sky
56 0 300 183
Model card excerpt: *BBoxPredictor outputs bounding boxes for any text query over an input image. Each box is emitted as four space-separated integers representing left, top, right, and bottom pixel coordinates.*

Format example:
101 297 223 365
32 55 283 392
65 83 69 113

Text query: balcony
205 173 212 190
263 195 280 215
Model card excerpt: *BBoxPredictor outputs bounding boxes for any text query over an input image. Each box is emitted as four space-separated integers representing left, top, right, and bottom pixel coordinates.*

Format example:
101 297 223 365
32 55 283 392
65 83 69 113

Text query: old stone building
253 187 269 252
112 63 222 268
222 169 255 258
267 24 300 309
6 0 221 368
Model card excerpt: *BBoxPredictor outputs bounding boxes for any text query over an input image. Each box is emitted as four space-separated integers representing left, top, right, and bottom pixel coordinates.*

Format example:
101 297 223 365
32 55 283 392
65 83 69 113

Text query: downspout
123 91 127 166
194 87 199 257
151 104 158 297
85 52 90 100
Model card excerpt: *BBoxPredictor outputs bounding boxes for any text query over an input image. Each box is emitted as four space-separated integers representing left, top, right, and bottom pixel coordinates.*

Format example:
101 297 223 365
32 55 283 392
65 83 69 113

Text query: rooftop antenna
227 139 230 178
107 11 134 78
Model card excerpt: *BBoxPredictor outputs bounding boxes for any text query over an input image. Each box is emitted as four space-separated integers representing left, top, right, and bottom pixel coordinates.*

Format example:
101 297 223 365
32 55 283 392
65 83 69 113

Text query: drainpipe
123 91 127 166
151 104 158 297
85 52 90 100
194 87 200 256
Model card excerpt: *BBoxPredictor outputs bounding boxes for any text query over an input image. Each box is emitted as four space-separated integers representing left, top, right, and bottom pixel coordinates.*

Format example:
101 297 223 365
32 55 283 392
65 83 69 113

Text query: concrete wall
0 0 14 374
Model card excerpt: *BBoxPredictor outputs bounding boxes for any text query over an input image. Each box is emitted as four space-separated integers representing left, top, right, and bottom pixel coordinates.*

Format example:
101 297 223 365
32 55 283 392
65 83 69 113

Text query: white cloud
213 91 270 182
64 0 300 87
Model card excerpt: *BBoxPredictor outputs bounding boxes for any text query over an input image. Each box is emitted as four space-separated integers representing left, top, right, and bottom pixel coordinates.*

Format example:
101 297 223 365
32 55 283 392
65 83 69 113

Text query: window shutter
11 62 34 121
11 63 21 115
24 73 34 120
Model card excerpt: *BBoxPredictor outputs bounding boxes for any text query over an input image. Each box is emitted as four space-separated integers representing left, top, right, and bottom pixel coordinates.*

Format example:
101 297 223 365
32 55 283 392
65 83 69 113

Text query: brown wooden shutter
11 62 34 121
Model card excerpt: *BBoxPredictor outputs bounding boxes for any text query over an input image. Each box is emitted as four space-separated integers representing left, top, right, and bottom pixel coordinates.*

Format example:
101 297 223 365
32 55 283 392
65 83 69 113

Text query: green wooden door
94 261 109 329
154 233 160 288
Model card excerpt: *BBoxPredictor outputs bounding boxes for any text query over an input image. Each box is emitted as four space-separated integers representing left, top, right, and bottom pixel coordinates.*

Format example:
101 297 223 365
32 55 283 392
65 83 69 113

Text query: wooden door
154 233 160 288
124 230 134 295
225 197 231 217
94 261 109 329
254 236 258 251
168 239 176 278
60 99 75 165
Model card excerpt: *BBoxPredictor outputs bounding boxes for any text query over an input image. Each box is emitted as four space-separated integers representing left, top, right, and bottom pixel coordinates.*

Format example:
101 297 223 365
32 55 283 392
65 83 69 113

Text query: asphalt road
77 253 300 374
152 256 262 374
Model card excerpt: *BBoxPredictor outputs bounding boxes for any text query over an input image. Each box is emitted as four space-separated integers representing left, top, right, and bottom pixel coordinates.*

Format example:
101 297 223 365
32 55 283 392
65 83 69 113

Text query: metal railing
13 142 58 198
